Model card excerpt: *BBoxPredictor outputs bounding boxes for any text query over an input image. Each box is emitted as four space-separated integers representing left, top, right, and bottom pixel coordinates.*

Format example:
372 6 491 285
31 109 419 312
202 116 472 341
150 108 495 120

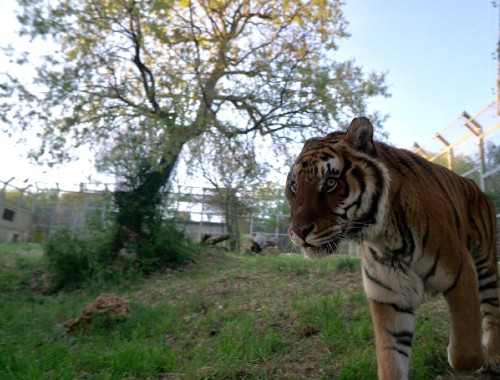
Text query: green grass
0 244 453 379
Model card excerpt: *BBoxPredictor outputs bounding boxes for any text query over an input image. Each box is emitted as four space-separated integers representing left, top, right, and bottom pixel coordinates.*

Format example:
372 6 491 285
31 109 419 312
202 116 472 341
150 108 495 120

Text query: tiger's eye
325 178 337 192
290 181 298 193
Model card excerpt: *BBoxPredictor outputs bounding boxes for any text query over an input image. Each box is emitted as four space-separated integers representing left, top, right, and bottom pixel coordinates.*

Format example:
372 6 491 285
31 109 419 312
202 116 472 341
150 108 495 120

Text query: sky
340 1 498 145
0 0 498 191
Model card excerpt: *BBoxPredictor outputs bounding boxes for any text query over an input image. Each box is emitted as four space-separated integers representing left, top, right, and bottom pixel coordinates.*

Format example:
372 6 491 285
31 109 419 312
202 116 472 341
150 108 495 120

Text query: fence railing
412 101 500 205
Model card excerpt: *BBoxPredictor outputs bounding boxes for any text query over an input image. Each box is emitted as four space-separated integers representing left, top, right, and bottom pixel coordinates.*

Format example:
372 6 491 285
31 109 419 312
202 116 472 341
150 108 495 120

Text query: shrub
130 219 193 273
43 228 115 292
43 220 192 292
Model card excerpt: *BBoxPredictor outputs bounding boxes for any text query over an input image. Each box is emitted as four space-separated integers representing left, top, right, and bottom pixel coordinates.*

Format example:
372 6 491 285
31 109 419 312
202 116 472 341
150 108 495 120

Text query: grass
0 242 461 379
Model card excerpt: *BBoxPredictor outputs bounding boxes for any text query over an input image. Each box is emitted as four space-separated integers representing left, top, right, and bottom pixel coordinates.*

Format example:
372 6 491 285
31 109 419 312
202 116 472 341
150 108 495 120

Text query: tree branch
127 4 160 114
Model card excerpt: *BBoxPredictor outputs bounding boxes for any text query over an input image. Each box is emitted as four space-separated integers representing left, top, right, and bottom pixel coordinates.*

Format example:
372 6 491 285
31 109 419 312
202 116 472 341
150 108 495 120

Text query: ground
1 244 496 379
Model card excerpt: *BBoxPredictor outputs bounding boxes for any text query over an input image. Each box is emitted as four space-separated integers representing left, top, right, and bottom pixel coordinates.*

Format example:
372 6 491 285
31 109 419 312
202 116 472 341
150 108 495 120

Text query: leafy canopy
1 0 388 181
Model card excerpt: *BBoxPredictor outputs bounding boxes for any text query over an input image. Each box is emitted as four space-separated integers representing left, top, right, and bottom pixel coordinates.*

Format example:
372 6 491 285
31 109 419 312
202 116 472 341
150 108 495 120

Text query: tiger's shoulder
373 140 481 193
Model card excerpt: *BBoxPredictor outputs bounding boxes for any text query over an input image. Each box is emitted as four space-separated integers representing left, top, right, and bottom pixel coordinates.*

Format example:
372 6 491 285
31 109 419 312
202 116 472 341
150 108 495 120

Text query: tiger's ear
344 117 376 156
303 137 320 147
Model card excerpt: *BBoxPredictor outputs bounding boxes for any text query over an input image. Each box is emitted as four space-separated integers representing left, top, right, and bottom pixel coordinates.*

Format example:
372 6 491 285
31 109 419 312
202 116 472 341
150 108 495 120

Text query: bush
43 220 192 292
43 228 115 292
130 219 193 273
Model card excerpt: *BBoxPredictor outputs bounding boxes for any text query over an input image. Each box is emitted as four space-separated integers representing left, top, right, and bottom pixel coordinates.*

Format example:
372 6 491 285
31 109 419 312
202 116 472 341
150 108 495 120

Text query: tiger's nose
292 223 314 240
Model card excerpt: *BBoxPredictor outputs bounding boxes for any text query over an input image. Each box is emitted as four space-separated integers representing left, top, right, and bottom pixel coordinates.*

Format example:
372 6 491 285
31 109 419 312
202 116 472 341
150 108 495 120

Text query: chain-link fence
0 181 293 251
0 182 114 243
163 186 292 251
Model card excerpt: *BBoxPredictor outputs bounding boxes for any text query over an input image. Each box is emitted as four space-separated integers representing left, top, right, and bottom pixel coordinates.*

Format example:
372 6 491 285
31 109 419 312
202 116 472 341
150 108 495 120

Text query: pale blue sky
0 0 498 189
339 0 498 147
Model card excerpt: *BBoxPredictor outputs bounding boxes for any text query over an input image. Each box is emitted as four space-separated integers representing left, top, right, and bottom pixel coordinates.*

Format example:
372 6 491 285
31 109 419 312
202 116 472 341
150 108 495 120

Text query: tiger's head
285 117 390 258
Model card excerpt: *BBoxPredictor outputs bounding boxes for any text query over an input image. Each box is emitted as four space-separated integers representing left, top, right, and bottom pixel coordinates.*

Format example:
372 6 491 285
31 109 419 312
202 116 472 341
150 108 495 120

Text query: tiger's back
375 141 497 295
285 117 500 379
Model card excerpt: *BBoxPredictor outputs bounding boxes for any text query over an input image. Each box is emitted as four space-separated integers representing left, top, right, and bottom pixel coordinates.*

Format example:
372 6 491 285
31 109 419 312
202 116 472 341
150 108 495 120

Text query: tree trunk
112 149 181 251
224 189 241 252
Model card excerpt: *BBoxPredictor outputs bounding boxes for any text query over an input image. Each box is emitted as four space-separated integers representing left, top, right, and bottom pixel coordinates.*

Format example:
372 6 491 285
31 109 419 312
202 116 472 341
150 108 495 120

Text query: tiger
285 117 500 379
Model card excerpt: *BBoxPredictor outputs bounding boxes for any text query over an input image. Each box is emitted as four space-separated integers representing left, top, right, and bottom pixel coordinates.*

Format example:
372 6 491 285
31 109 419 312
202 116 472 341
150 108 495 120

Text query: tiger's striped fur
285 117 500 379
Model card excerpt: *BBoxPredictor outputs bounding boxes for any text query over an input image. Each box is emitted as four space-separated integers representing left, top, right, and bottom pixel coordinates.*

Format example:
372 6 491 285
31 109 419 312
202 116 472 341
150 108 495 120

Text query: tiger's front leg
361 244 424 380
369 300 415 380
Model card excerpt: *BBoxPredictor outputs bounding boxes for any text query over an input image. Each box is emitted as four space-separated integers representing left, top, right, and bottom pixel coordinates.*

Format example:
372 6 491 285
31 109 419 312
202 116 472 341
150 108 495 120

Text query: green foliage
43 219 192 291
128 219 193 273
43 228 116 292
4 0 388 187
0 243 44 292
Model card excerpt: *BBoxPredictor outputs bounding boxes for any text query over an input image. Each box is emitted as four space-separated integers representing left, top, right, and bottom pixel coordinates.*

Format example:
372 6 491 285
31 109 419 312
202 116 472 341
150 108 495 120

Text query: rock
263 246 280 256
240 234 279 254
